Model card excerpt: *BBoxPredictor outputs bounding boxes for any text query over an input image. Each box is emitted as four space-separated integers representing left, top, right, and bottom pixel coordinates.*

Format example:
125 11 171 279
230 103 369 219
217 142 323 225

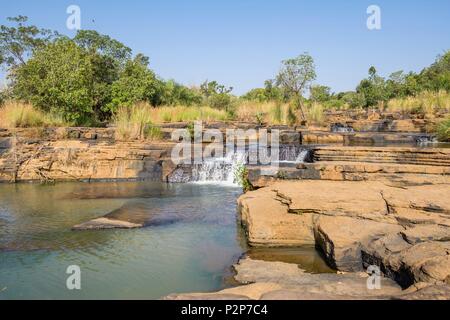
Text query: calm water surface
0 181 331 299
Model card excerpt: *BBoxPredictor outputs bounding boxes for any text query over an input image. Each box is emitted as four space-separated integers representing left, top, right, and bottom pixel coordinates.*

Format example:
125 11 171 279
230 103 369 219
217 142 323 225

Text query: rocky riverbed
1 124 449 299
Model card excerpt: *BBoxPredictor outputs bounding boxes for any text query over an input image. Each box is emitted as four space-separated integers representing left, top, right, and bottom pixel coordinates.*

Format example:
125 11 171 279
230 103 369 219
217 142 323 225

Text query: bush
0 101 68 128
435 117 450 142
12 39 95 124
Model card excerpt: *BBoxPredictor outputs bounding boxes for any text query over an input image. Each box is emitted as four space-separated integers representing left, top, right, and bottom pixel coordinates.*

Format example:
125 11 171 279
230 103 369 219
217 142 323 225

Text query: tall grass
0 101 68 128
114 102 162 140
386 90 450 116
149 105 229 123
307 102 325 125
235 101 290 125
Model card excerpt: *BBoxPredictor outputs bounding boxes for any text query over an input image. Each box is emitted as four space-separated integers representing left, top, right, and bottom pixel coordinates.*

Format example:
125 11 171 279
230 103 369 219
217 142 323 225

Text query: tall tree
276 53 316 122
0 16 56 68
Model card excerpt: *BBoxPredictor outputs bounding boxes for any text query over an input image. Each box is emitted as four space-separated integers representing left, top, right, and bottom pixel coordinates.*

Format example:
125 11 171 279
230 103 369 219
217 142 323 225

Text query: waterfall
191 150 247 185
331 123 354 133
190 145 311 185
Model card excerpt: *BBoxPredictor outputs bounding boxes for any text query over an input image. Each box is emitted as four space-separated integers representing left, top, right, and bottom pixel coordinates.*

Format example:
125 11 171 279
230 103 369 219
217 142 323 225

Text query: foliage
310 85 331 103
255 111 264 125
12 39 96 123
107 54 159 112
276 53 316 98
233 163 253 192
435 117 450 142
0 16 57 68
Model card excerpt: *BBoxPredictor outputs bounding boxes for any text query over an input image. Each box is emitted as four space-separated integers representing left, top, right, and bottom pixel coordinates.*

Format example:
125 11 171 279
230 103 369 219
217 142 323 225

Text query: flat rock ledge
237 180 450 290
165 258 450 300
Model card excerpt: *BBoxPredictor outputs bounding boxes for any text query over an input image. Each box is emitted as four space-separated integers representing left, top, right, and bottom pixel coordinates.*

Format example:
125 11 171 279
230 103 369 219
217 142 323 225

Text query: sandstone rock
239 188 315 246
72 217 142 230
72 200 186 230
362 235 450 288
315 216 403 271
166 258 405 300
400 225 450 244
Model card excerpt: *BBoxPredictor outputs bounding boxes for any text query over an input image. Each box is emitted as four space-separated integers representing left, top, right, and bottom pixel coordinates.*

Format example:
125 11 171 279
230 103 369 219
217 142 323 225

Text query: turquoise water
0 182 246 299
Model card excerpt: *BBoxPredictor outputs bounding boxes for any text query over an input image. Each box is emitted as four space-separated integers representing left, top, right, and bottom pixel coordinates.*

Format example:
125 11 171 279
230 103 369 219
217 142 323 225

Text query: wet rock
72 200 186 230
72 217 142 230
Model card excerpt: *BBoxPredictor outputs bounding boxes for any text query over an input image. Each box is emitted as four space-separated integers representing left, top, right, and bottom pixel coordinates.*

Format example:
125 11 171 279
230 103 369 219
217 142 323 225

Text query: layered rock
237 180 450 288
166 257 450 300
0 137 177 183
313 146 450 166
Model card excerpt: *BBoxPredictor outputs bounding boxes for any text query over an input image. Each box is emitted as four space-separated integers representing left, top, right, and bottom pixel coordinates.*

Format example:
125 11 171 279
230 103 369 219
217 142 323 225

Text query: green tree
0 16 57 68
12 39 95 123
107 54 159 111
310 85 331 103
276 53 316 121
356 66 387 107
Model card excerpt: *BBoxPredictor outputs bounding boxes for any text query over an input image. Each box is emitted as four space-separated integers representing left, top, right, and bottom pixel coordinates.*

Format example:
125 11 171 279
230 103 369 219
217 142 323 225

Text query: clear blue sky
1 0 449 95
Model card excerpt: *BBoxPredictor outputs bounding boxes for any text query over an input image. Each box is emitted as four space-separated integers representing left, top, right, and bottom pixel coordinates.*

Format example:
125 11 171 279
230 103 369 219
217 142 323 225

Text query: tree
310 85 331 103
276 53 316 121
107 54 159 111
356 66 387 108
74 30 131 64
0 16 56 68
12 38 94 123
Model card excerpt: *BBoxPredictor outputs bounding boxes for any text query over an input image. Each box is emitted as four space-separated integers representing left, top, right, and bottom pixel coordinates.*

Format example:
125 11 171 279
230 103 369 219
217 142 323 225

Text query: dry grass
306 102 325 125
114 102 162 140
235 101 291 125
149 105 229 123
0 101 68 128
386 90 450 116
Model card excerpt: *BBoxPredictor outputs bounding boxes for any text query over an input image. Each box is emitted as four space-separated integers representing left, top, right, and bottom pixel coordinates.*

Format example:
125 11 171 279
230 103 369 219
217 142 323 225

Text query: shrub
435 117 450 142
233 163 253 192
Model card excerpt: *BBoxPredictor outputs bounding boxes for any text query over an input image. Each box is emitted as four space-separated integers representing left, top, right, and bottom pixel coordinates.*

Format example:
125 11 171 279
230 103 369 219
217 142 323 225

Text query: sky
1 0 450 95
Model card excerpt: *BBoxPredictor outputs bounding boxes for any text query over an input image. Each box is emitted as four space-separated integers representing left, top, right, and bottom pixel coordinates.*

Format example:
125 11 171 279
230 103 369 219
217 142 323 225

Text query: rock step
314 146 450 166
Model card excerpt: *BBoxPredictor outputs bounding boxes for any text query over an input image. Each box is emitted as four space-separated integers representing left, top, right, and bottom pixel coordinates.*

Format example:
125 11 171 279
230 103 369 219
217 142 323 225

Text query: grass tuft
0 101 69 128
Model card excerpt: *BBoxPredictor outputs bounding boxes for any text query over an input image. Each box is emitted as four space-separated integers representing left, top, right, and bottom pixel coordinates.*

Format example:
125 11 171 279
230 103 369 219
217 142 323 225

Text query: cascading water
191 151 247 185
190 145 311 185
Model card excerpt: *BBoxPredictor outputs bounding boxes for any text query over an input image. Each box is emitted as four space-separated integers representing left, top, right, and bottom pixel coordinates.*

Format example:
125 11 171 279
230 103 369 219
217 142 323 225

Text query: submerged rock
72 200 187 230
72 217 142 230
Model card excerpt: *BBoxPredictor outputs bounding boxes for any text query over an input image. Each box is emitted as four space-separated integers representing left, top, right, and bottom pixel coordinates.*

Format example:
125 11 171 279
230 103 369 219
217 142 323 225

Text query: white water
191 145 310 185
191 151 246 186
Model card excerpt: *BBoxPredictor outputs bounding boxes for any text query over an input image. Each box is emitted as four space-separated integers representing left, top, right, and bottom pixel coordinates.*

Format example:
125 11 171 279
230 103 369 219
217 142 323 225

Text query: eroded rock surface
238 180 450 288
166 257 449 300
